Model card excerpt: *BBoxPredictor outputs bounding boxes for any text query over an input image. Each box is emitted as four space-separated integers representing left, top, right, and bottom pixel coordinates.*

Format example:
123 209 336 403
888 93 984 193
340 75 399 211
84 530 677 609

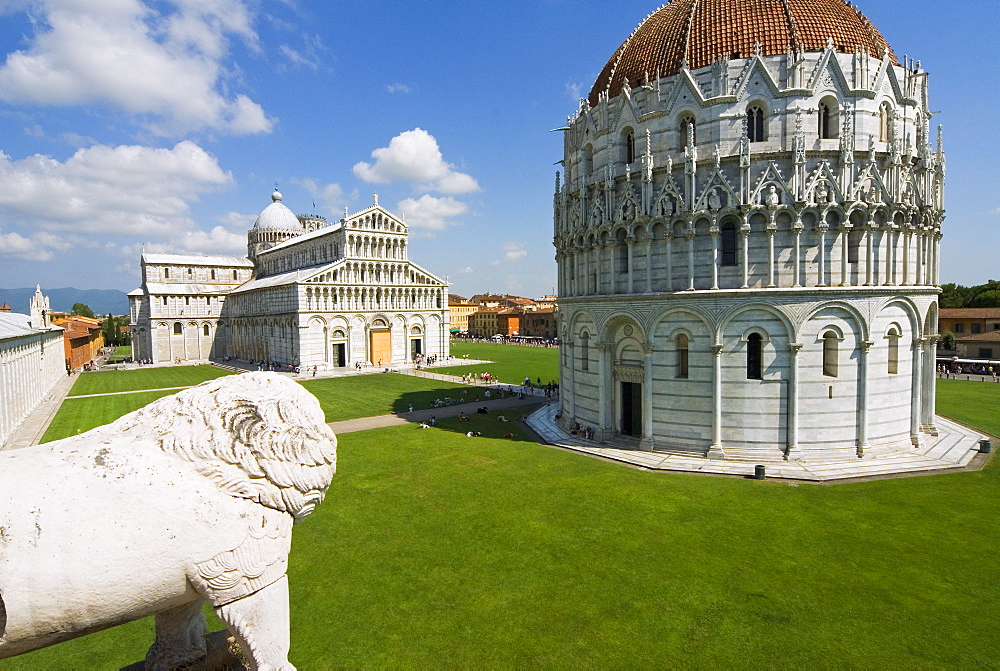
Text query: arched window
618 235 629 274
164 268 170 279
887 328 900 374
823 331 839 377
676 334 689 379
583 144 594 178
848 229 862 264
818 99 839 139
747 105 765 142
203 324 210 336
879 103 893 143
721 222 738 266
679 114 696 149
623 129 636 164
747 333 763 380
233 270 238 279
580 332 590 371
173 322 182 335
211 269 216 280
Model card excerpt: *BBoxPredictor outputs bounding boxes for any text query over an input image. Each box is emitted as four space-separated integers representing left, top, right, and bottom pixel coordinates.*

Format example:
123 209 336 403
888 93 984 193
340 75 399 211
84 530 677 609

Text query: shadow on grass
391 389 543 444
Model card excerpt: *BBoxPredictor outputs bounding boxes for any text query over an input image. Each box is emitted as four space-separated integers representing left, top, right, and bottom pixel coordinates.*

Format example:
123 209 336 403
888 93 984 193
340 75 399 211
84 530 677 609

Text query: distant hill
0 287 130 316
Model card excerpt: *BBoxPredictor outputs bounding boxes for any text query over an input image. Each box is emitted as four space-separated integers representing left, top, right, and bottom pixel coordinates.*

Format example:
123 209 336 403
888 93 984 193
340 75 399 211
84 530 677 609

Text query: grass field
106 345 133 363
40 389 181 443
4 377 999 668
436 341 559 385
301 373 477 422
66 365 231 397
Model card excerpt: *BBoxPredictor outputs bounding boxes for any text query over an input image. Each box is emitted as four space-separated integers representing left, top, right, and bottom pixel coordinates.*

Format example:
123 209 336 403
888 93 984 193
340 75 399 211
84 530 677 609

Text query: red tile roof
590 0 896 106
940 308 1000 320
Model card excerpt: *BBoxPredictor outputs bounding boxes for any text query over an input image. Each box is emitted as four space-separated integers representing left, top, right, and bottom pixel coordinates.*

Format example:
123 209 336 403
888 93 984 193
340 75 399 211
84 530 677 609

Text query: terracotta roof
590 0 896 106
940 308 1000 319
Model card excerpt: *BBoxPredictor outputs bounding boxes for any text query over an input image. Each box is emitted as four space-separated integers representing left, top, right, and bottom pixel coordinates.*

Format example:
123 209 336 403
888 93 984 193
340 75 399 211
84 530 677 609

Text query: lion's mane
108 372 337 522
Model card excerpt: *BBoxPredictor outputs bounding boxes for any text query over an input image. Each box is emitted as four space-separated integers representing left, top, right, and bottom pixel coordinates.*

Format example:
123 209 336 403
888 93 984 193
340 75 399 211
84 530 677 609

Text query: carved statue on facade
708 187 723 211
0 372 338 670
765 184 781 207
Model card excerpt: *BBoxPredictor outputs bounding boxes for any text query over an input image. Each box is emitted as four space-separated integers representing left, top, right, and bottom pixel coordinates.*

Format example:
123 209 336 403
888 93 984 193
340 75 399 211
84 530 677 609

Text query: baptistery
553 0 944 461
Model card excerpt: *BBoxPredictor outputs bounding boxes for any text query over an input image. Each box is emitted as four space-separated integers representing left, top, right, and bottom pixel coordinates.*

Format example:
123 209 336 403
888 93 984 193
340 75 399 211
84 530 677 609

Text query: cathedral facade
130 191 450 369
554 0 943 462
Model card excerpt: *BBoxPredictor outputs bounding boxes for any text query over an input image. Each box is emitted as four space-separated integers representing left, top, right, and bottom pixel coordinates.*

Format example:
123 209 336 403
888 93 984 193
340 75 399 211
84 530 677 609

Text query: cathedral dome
253 189 301 231
589 0 896 106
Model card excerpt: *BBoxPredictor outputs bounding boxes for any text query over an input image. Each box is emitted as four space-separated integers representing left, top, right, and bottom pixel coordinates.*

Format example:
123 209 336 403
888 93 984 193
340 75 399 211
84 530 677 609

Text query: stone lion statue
0 372 337 670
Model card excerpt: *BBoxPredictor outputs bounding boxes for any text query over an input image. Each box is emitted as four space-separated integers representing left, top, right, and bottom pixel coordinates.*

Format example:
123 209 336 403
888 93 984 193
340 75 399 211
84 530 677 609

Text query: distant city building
554 0 943 460
448 295 479 333
938 308 1000 338
467 307 501 337
521 308 557 340
130 190 449 368
0 286 65 447
51 314 104 371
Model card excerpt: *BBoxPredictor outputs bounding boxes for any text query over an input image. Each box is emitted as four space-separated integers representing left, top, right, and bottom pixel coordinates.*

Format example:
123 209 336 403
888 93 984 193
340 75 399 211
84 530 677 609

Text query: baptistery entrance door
620 381 642 437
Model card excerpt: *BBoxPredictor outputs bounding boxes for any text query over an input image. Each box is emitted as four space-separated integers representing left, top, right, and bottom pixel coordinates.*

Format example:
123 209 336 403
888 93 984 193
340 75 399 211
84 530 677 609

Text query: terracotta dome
589 0 896 106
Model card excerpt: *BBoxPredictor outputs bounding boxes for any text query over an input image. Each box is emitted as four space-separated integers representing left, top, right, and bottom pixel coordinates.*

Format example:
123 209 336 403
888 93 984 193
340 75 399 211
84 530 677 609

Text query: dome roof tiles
589 0 896 106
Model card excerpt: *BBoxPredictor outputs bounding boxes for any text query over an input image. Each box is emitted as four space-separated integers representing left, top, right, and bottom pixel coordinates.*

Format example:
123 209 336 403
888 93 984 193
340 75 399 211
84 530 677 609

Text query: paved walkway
327 395 547 434
524 403 989 483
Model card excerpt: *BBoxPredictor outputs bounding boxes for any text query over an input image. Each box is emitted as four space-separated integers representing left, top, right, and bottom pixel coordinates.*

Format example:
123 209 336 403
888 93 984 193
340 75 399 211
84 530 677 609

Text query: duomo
553 0 945 463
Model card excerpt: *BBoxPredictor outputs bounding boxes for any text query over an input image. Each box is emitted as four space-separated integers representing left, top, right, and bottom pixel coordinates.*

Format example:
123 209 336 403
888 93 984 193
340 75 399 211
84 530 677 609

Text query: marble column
792 223 803 287
817 225 828 287
740 226 750 289
786 343 802 460
710 229 720 290
910 337 923 447
708 344 726 459
597 342 610 441
766 226 776 287
857 339 873 457
664 235 674 292
687 231 696 290
644 239 653 293
921 336 938 435
641 343 655 450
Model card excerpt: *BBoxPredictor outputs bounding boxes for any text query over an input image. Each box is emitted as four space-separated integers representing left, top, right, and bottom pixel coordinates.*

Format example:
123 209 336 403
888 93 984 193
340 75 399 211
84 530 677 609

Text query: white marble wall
0 327 65 446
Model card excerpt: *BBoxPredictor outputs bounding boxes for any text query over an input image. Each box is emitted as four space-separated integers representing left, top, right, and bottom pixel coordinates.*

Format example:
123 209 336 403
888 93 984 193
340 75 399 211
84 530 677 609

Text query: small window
164 268 170 279
203 324 210 336
206 297 211 305
887 329 899 375
233 270 238 279
680 115 696 149
954 323 965 334
823 331 839 377
879 103 893 143
971 323 982 334
818 99 839 140
677 334 689 379
185 297 190 306
618 239 629 274
162 296 168 306
187 268 192 276
747 105 765 142
211 269 216 280
747 333 763 380
623 129 636 164
583 144 594 177
581 333 590 371
721 223 737 266
173 322 182 335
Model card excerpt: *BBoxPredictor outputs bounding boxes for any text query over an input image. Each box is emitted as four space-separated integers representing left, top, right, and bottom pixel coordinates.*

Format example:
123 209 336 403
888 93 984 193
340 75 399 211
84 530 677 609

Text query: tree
969 290 1000 308
71 303 95 318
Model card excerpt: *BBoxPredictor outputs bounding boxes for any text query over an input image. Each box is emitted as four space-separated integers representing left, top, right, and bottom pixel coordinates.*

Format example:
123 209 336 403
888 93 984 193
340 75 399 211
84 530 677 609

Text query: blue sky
0 0 996 299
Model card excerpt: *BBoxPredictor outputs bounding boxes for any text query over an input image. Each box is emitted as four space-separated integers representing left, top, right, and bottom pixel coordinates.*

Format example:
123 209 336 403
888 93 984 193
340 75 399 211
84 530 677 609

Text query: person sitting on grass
466 431 482 437
419 422 430 429
459 412 469 421
497 415 508 422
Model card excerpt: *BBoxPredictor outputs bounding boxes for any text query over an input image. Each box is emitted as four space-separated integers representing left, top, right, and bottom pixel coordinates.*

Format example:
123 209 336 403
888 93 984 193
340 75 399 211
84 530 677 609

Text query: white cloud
23 124 44 138
490 242 529 266
0 0 274 136
386 83 412 94
0 230 50 262
455 266 474 274
0 141 232 239
296 178 347 215
501 242 528 262
565 81 586 101
216 211 257 230
396 195 467 233
353 128 480 194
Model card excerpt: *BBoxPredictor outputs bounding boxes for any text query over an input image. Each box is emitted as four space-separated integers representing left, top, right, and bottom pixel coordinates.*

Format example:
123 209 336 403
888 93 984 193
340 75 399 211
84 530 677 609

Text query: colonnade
0 329 64 445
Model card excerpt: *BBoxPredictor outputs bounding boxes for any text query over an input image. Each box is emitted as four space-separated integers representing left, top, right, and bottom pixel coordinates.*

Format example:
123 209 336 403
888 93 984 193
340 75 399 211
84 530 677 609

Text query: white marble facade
554 1 944 461
0 287 65 447
130 192 449 368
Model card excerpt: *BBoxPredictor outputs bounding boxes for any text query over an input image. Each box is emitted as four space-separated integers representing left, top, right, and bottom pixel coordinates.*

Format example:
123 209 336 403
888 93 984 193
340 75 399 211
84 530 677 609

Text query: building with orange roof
51 314 105 371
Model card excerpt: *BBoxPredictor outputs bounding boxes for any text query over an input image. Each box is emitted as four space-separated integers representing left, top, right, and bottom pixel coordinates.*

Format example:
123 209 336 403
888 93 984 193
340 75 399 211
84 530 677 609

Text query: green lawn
936 378 1000 437
40 390 181 442
437 341 560 385
66 365 231 396
301 373 476 422
106 345 133 363
4 379 999 668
